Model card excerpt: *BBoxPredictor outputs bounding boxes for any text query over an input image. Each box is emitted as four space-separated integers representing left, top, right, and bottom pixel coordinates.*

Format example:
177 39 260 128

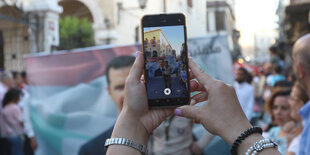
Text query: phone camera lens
161 18 166 22
178 18 181 22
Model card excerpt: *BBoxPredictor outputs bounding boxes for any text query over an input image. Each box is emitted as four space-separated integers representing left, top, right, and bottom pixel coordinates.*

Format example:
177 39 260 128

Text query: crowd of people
105 33 310 155
2 34 310 155
0 71 37 155
233 41 310 155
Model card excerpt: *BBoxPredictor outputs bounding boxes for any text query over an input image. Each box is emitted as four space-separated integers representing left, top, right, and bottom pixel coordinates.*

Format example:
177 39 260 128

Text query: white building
0 0 208 71
205 0 240 60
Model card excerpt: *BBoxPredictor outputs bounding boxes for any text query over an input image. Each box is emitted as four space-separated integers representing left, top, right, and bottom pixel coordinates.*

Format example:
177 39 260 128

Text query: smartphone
141 13 190 107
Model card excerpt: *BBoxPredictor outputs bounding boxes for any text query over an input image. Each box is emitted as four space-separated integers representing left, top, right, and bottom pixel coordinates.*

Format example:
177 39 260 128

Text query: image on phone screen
143 25 189 103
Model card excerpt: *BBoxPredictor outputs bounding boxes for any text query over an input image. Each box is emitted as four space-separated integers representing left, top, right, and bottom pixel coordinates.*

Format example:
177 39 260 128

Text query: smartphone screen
141 14 190 107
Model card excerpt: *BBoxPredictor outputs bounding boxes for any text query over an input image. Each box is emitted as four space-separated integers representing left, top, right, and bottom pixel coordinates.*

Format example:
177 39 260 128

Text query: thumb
175 105 202 121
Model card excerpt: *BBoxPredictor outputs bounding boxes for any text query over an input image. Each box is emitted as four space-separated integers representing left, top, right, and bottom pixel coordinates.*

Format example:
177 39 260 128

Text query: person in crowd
12 71 23 88
106 52 282 155
0 88 24 155
270 65 286 87
0 71 14 110
21 71 28 88
234 67 255 120
269 45 281 66
78 56 135 155
291 33 310 155
163 61 172 89
269 45 285 69
180 64 187 89
263 87 292 154
285 82 309 155
155 59 164 77
18 71 38 155
262 62 273 102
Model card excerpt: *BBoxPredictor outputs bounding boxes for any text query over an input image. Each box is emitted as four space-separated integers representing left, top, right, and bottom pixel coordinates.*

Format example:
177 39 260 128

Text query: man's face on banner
107 67 131 113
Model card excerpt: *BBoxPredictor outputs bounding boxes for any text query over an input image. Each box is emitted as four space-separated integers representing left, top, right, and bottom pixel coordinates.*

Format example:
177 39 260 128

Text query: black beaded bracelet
230 127 263 155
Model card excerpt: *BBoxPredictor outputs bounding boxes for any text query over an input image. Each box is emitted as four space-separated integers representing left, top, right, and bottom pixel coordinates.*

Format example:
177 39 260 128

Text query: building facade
206 0 240 60
0 0 239 71
277 0 310 44
144 28 174 58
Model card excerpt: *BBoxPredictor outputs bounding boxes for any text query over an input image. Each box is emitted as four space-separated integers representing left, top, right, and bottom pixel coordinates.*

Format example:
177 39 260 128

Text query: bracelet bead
231 127 263 155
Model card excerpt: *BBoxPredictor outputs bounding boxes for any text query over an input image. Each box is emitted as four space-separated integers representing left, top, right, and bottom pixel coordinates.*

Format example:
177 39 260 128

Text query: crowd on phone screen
0 70 37 155
146 55 188 91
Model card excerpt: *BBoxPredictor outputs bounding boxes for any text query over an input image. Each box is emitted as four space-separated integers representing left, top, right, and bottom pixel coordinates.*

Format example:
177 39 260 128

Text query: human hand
30 137 38 150
175 58 252 145
283 121 298 144
191 142 203 155
111 51 174 145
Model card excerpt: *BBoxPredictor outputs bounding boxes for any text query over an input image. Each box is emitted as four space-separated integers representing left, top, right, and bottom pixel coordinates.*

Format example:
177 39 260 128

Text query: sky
234 0 279 56
144 25 184 55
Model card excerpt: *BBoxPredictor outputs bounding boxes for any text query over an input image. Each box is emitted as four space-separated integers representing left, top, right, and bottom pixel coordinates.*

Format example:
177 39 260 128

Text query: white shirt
18 86 35 138
288 134 300 154
234 81 255 120
0 82 8 111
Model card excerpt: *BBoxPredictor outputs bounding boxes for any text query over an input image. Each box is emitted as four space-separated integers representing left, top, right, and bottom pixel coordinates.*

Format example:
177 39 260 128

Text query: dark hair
2 88 22 108
265 87 291 124
105 56 135 85
21 71 27 79
273 65 282 74
12 71 19 79
238 67 248 75
246 73 253 84
274 80 293 88
269 45 277 54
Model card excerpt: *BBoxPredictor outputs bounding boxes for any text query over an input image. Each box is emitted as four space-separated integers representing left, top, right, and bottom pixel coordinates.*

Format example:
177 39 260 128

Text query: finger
175 105 201 121
189 70 195 80
191 92 208 103
140 74 145 83
190 79 204 92
127 51 144 84
188 58 214 89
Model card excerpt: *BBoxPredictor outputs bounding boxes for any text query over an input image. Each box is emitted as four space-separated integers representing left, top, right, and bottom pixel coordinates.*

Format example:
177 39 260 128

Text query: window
215 11 226 31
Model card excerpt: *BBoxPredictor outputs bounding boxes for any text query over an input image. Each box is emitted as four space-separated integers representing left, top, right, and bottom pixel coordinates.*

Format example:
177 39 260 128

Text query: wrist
111 108 149 146
219 121 252 145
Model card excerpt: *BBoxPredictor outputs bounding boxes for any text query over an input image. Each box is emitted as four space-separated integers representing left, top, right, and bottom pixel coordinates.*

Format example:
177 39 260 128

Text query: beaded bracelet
230 127 263 155
245 138 278 155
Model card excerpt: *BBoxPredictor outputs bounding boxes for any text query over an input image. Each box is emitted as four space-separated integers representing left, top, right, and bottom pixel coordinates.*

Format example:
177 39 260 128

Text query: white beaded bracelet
245 138 277 155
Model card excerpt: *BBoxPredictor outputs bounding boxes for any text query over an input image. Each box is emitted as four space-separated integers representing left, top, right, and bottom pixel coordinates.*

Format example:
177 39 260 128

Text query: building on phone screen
144 28 176 59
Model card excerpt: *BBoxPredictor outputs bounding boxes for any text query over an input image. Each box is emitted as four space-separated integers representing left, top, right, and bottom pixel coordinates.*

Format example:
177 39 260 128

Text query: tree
58 16 95 50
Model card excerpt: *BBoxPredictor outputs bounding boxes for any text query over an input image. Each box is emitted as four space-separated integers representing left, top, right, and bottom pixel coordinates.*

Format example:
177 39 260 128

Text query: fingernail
135 51 139 58
175 108 182 116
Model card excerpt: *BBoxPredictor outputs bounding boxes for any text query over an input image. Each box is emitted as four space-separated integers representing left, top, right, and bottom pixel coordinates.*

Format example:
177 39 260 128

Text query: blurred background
0 0 308 69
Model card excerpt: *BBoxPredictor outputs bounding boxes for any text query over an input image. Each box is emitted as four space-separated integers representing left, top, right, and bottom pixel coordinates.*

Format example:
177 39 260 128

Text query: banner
24 34 233 155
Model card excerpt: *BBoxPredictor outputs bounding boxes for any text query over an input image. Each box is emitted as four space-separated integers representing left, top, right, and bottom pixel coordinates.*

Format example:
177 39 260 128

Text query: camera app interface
143 25 188 100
